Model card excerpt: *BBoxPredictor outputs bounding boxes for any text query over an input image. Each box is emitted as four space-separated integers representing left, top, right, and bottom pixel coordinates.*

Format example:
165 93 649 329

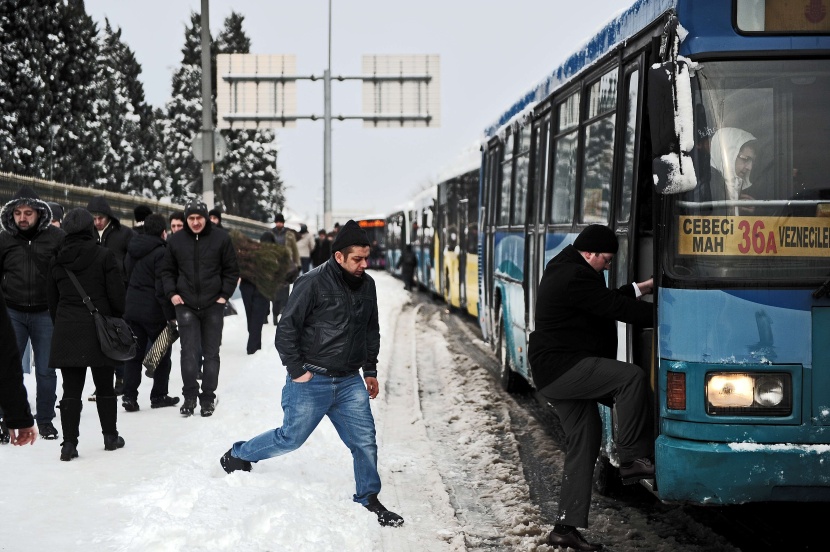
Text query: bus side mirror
648 58 697 194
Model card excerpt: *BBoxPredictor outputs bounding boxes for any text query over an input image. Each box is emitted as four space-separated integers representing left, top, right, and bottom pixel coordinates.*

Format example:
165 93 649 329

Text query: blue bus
479 0 830 503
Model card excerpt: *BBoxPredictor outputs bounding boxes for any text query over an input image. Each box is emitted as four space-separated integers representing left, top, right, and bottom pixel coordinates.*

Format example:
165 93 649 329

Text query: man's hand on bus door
635 278 654 297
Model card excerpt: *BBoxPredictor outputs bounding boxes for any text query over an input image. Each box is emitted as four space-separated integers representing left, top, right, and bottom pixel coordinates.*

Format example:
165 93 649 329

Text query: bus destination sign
678 216 830 256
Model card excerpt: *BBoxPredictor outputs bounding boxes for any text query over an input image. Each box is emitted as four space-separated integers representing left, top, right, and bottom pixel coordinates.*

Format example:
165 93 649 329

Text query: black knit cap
274 213 285 223
573 224 619 254
330 219 370 254
62 208 94 236
134 205 152 222
184 198 208 219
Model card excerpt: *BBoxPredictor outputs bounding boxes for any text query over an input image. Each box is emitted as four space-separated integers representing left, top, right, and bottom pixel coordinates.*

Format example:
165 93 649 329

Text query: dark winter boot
58 398 82 453
103 433 126 451
364 494 404 527
60 442 79 461
95 395 120 441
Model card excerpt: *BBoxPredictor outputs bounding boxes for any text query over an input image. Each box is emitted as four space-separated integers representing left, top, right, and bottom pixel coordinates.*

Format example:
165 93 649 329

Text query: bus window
498 132 514 226
551 92 580 224
580 68 618 224
513 125 531 226
618 69 639 224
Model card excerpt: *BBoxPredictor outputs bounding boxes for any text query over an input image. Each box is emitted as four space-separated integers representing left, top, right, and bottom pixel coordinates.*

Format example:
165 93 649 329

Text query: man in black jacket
161 198 239 417
0 185 64 440
528 224 653 551
87 195 134 396
219 220 403 528
122 214 180 412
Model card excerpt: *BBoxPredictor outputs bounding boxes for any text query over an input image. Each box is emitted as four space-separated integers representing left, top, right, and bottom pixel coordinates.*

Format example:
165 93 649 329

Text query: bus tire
498 306 518 393
593 454 622 497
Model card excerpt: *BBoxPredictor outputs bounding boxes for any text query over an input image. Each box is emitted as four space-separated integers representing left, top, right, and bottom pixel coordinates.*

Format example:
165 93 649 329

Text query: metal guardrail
0 172 271 239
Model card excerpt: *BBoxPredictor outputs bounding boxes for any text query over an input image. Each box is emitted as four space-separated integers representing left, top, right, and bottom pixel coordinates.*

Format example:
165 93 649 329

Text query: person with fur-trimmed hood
0 185 65 440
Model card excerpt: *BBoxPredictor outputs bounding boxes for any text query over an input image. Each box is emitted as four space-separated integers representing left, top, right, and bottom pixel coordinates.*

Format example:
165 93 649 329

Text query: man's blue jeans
232 371 381 505
8 308 56 423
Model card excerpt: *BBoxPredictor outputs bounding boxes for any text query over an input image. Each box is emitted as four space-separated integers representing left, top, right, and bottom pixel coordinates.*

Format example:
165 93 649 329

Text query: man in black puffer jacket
161 198 239 417
121 214 180 412
0 185 65 440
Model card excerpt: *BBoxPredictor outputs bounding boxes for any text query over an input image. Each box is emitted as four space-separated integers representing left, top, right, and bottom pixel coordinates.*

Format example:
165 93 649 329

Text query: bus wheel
498 306 517 393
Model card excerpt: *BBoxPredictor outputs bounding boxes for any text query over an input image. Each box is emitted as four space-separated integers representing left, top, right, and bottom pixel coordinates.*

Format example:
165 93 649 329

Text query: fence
0 172 271 239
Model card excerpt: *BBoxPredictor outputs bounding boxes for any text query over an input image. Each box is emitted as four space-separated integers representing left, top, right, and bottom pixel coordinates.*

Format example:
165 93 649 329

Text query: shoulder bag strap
64 268 98 314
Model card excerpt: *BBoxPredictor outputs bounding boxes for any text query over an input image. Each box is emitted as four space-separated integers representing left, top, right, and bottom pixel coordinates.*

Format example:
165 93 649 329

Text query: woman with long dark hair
48 208 127 461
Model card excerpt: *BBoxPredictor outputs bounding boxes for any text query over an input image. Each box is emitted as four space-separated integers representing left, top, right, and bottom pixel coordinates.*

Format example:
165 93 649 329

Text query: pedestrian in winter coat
47 208 127 461
0 293 37 446
220 220 404 529
0 184 65 440
396 244 417 291
87 195 134 397
310 229 331 268
121 214 180 412
260 213 300 322
295 224 315 274
161 198 239 417
528 224 653 551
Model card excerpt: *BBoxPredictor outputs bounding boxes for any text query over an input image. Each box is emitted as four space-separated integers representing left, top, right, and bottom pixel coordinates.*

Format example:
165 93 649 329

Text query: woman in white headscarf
709 127 757 214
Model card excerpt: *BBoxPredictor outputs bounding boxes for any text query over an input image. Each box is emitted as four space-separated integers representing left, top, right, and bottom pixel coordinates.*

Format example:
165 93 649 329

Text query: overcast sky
84 0 630 228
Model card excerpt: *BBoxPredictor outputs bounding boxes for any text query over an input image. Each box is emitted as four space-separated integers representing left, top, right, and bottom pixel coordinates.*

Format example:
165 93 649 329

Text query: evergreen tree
95 20 163 196
215 11 284 221
52 0 106 186
162 11 207 203
0 0 53 177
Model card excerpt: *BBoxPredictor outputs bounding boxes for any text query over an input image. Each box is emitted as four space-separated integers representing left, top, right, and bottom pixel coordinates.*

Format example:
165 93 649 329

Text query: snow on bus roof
435 140 481 183
483 0 677 139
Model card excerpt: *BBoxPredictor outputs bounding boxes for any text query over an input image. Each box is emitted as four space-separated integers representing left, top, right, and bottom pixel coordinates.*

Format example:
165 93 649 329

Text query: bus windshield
665 59 830 282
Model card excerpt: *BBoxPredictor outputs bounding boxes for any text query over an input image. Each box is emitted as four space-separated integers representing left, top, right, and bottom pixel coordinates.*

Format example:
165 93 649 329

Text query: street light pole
323 0 333 231
201 0 215 208
49 125 59 181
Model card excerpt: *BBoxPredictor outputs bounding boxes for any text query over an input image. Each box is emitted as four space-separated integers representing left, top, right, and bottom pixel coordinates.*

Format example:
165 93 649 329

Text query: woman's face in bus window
734 144 756 181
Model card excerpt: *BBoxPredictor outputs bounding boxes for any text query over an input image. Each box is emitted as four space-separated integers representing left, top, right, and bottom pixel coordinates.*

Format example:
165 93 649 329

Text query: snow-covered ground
3 272 475 551
3 271 746 551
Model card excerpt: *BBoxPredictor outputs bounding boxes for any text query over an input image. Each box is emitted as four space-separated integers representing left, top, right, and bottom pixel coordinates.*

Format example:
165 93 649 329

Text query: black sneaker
180 397 197 416
122 397 140 412
151 395 180 409
364 494 404 527
220 448 252 474
38 421 59 440
200 400 216 417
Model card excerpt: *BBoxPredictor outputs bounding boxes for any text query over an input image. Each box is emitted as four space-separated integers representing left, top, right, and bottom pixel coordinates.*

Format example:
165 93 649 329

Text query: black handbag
65 269 138 362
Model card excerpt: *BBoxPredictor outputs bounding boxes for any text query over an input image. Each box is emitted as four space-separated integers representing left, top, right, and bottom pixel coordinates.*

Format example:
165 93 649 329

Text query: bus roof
483 0 676 138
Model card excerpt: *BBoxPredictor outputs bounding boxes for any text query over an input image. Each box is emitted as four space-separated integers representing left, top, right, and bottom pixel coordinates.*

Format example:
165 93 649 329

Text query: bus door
459 198 469 308
482 145 500 342
526 112 552 344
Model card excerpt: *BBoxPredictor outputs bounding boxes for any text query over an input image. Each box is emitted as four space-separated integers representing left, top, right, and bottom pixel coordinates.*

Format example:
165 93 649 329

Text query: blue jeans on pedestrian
7 308 56 423
232 370 381 505
176 303 224 404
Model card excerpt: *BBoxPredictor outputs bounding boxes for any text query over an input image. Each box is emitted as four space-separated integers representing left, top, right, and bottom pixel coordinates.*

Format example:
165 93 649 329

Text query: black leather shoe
150 395 180 409
547 528 602 551
619 457 655 484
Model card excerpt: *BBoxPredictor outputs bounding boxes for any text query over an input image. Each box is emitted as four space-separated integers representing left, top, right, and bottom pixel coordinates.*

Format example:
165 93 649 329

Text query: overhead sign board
361 54 440 128
216 53 298 129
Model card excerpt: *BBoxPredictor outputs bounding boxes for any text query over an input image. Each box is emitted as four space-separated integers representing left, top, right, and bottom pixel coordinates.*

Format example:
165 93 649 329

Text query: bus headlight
705 372 791 416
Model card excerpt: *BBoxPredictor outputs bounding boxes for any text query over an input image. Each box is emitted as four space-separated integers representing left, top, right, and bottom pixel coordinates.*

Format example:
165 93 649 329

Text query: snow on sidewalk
4 272 461 552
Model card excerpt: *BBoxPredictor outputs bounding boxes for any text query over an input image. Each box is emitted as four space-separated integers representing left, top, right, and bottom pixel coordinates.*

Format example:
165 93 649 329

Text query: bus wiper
812 275 830 299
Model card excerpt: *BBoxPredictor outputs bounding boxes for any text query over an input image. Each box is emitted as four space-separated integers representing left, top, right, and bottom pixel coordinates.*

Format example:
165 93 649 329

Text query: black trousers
240 280 270 354
539 356 653 528
175 303 224 404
